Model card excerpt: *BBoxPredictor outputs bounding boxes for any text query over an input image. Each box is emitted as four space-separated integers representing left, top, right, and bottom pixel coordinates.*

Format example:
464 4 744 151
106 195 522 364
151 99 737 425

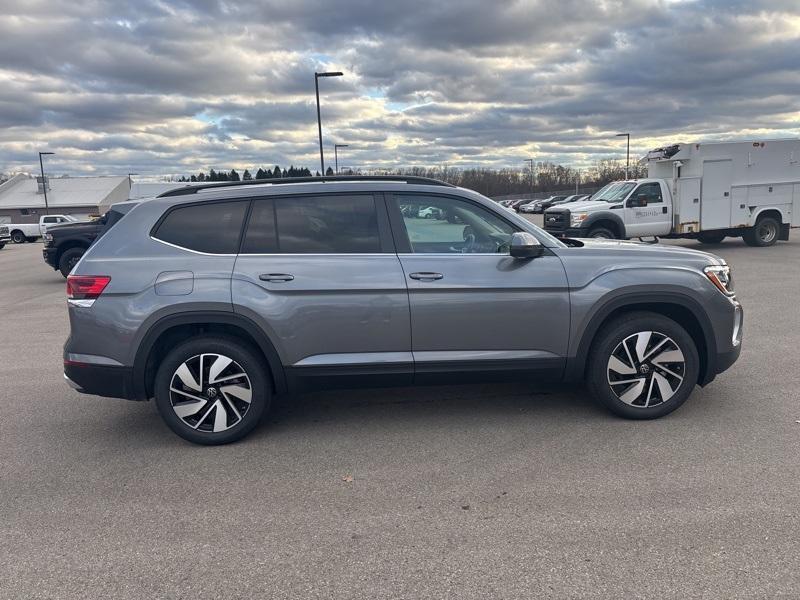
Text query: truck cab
544 179 673 239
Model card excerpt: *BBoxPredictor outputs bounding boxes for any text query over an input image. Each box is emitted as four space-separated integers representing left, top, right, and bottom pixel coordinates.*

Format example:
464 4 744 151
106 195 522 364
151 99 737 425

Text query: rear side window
242 195 380 254
154 201 247 254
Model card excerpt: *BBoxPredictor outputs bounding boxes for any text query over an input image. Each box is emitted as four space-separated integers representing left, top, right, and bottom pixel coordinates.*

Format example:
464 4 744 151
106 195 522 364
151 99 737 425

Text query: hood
47 220 102 236
546 200 621 212
563 237 726 265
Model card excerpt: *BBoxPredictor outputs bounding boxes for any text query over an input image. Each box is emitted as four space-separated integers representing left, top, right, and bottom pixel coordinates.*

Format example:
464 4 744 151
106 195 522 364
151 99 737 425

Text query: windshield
591 182 636 202
65 215 79 222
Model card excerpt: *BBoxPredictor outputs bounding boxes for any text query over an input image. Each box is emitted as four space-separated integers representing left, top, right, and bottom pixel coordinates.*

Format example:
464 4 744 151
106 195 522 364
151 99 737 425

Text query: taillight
67 275 111 300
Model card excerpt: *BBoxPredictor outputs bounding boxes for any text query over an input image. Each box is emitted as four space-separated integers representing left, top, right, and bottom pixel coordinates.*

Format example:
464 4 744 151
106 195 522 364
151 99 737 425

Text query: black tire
26 236 37 243
586 311 700 420
0 242 5 250
11 230 26 244
743 216 779 247
154 336 270 445
697 232 726 244
587 226 616 239
58 247 85 278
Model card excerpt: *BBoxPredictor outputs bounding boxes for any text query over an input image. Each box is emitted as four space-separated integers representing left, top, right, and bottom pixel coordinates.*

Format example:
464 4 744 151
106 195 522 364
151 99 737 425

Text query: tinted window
269 195 380 254
241 199 278 254
393 195 516 254
630 182 663 205
154 201 247 254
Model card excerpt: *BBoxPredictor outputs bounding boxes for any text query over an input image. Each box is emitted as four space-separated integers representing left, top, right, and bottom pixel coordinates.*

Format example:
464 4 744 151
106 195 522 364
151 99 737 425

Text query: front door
623 182 672 237
388 193 570 380
232 194 412 384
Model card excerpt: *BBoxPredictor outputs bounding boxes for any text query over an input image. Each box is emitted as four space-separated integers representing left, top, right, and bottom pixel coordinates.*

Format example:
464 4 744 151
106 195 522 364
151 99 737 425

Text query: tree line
173 159 647 196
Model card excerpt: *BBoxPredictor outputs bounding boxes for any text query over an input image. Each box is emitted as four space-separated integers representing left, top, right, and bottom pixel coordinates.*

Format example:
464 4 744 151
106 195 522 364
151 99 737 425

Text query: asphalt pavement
1 229 799 599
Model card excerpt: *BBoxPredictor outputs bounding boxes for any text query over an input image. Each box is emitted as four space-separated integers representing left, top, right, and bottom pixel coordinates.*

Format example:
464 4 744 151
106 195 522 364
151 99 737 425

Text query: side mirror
509 232 543 259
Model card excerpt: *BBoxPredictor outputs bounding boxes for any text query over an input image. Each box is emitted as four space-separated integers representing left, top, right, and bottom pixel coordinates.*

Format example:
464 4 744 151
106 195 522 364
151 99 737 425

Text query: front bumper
43 247 58 269
545 227 586 238
64 361 139 400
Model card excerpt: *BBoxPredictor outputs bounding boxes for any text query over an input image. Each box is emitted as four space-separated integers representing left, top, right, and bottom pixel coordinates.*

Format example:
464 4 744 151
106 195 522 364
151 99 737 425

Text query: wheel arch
567 292 717 386
132 311 287 400
583 212 625 238
55 240 90 263
751 207 786 225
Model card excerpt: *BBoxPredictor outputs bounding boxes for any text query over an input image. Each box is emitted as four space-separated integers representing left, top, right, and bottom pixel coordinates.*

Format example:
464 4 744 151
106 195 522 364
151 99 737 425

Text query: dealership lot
2 231 800 598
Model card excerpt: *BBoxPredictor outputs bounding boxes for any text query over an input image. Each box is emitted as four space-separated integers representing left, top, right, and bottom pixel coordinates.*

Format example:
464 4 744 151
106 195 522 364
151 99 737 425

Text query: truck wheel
26 236 37 243
698 232 726 244
588 227 616 239
11 230 26 244
0 242 5 250
743 216 779 247
154 336 270 445
586 311 700 419
58 248 85 278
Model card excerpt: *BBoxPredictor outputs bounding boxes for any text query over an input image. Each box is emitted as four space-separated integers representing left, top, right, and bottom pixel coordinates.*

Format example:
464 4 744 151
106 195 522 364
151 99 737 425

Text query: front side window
629 182 663 205
154 201 247 254
242 195 380 254
392 195 516 254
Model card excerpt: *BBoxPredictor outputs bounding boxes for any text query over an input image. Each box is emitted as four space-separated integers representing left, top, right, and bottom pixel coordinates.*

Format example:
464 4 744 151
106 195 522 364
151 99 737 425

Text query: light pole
127 173 138 188
523 158 534 199
334 144 349 174
38 151 55 215
616 133 630 179
315 71 343 175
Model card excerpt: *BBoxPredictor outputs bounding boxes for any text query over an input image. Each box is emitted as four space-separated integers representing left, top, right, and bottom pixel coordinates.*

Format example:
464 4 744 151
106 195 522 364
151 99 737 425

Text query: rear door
387 193 569 380
701 160 733 230
231 193 412 383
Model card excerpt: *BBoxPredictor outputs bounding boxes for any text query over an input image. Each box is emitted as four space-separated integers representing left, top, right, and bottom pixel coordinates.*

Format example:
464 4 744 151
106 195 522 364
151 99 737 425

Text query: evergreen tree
243 169 252 180
229 169 240 181
190 175 197 182
325 166 334 176
208 169 218 181
273 165 282 178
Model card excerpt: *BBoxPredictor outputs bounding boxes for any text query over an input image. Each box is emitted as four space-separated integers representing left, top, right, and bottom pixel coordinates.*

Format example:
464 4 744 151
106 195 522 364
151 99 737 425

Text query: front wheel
0 242 5 250
11 231 26 244
587 227 616 239
586 312 700 419
154 336 270 445
58 247 85 278
743 216 779 247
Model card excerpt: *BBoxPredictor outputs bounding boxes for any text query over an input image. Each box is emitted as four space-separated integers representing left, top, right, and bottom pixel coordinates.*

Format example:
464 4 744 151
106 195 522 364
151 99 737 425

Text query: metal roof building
0 174 130 224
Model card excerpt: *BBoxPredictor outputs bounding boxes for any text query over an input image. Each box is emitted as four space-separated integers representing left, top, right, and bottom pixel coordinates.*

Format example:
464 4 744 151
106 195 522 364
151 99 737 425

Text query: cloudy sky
1 0 798 178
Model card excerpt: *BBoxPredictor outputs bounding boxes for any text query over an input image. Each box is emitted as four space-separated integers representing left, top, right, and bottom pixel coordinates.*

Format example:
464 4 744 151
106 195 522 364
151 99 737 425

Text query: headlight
570 212 589 227
704 264 735 296
44 233 53 242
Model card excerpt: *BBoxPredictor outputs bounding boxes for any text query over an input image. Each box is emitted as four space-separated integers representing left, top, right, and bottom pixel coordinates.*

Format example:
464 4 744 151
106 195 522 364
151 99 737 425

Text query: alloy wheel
606 331 685 408
169 353 252 432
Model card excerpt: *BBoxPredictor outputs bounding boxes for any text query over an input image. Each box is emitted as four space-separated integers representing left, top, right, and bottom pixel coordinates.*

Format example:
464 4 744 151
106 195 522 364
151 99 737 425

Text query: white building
0 174 130 224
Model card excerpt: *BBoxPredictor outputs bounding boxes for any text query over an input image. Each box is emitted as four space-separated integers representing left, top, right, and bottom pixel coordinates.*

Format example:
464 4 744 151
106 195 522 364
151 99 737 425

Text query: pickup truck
43 201 138 277
0 225 10 249
5 214 79 244
544 139 799 246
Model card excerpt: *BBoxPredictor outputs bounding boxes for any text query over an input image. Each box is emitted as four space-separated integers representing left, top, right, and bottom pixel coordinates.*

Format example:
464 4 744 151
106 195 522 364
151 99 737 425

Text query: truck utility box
544 138 799 247
647 139 800 234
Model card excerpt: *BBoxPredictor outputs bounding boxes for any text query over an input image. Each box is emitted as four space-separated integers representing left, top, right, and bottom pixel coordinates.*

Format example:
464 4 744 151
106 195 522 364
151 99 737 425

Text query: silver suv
64 176 743 444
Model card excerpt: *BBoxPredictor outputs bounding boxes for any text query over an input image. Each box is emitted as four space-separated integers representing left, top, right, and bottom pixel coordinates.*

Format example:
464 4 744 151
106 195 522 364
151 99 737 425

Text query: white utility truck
3 214 78 243
543 139 800 246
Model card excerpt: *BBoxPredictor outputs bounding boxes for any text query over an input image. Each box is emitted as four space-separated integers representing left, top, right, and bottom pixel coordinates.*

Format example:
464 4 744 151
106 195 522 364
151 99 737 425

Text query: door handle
409 272 443 281
259 273 294 282
662 206 668 214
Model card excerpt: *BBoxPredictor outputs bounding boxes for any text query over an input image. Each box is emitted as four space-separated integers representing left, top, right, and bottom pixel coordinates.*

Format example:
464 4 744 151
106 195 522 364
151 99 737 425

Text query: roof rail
157 175 455 197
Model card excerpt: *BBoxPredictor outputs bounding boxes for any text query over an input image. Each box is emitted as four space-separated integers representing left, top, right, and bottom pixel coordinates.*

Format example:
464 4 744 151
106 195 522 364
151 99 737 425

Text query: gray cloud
0 0 798 176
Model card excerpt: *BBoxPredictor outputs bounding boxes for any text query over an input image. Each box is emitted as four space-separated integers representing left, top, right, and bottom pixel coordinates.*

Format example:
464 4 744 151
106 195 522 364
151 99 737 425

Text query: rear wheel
698 231 725 244
58 247 85 278
11 230 26 244
587 226 616 239
587 312 699 419
743 216 779 247
154 336 270 445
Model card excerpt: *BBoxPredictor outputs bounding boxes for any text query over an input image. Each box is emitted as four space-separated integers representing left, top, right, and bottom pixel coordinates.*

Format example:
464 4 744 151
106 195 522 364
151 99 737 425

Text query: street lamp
38 151 55 215
315 71 343 175
127 173 138 187
334 144 349 175
523 158 534 198
616 133 630 179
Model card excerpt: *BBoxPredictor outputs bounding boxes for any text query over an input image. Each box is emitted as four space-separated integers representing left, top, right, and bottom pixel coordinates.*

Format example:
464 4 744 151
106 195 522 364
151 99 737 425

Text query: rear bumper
43 247 58 269
64 362 140 400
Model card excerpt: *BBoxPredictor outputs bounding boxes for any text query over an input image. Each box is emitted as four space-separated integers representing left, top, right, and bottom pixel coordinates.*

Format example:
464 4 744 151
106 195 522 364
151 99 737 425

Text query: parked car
544 139 798 243
6 214 79 244
0 225 10 249
419 206 443 219
518 201 540 214
43 201 138 277
532 195 569 213
550 194 589 207
64 175 742 445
